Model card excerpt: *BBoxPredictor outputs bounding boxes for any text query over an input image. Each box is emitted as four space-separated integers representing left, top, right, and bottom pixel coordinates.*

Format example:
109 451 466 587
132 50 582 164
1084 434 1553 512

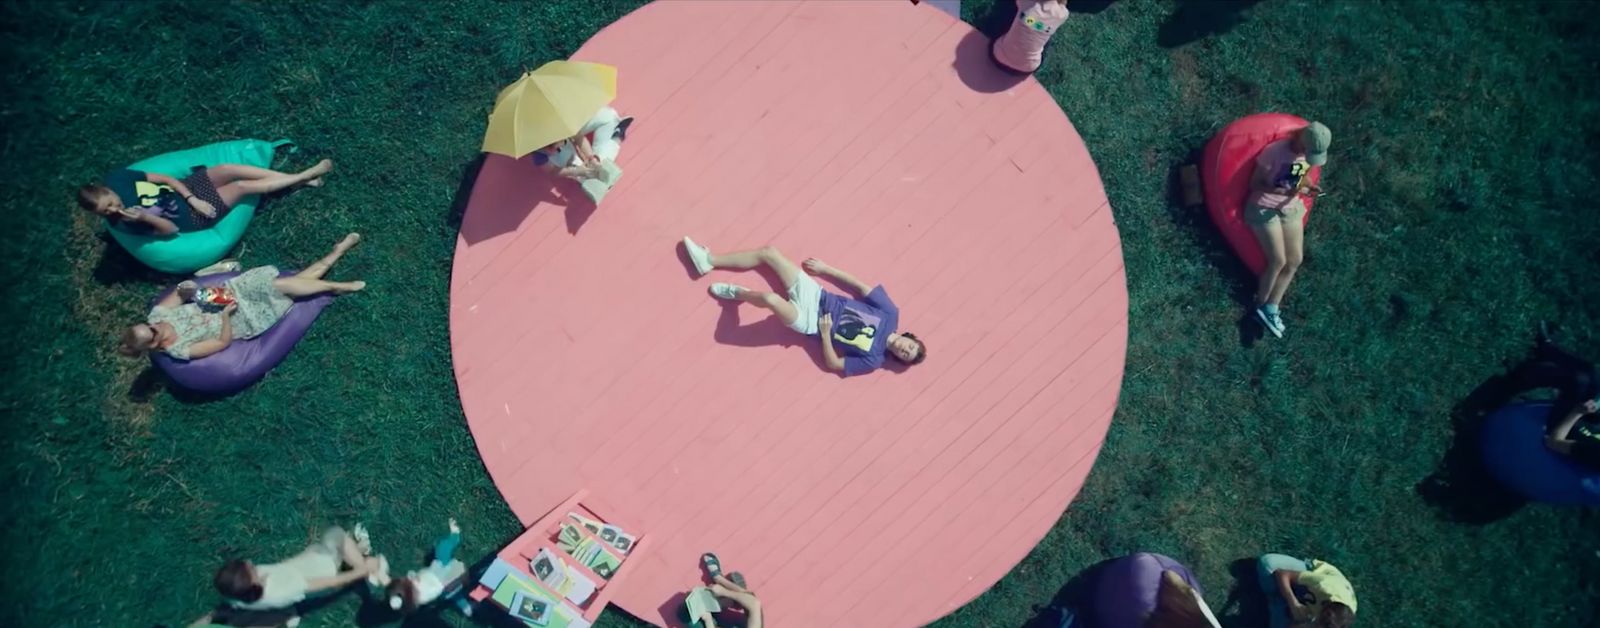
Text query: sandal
701 553 723 579
726 571 748 590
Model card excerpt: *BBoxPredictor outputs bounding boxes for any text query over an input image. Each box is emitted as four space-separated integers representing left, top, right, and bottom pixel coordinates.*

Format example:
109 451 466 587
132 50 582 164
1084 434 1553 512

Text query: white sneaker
683 237 713 277
709 283 742 300
350 523 373 555
194 259 241 277
1255 306 1285 338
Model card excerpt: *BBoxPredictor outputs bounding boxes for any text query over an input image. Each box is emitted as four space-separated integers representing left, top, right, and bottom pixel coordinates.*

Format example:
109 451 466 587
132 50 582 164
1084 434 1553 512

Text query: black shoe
614 116 635 141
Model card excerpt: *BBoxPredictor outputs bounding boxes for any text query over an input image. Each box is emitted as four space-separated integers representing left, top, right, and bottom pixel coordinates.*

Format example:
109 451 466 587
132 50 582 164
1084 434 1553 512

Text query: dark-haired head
214 559 262 602
890 332 926 366
385 579 418 614
1317 602 1355 628
77 184 122 217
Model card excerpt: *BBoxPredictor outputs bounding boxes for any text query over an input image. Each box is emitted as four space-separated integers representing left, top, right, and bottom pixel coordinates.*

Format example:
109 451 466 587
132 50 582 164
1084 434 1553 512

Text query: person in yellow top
1257 554 1357 628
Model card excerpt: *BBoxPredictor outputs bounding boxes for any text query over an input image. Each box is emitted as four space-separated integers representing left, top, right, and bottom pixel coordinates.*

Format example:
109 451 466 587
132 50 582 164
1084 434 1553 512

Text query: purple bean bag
1093 553 1202 628
149 269 334 395
1480 401 1600 506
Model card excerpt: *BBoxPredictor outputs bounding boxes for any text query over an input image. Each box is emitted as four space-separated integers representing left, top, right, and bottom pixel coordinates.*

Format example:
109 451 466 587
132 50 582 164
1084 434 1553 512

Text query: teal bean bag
108 138 294 273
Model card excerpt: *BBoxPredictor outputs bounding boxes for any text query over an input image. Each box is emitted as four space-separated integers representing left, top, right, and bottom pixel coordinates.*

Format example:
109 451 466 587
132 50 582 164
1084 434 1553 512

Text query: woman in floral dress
119 233 365 360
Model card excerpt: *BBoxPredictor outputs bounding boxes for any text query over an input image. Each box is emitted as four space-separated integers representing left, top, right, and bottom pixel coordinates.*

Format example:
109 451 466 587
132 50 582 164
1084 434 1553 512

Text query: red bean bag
1201 113 1322 275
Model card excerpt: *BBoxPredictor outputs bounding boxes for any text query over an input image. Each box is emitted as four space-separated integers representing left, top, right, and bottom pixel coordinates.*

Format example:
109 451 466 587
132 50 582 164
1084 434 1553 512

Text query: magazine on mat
565 512 635 555
530 547 598 606
508 590 554 626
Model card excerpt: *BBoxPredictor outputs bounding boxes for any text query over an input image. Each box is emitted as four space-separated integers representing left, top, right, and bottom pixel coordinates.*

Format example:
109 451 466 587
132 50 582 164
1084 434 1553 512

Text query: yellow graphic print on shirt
133 180 176 208
833 322 877 353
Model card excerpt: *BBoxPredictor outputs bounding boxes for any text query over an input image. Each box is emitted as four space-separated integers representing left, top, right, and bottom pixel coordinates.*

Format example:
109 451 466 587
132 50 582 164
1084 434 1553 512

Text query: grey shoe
709 283 741 300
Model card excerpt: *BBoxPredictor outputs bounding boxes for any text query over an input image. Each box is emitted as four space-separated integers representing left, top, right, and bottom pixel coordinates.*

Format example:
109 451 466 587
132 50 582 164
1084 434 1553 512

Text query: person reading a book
684 553 763 628
383 518 473 616
528 106 634 203
681 238 926 376
213 525 385 616
1245 121 1330 339
1257 554 1357 628
1500 326 1600 469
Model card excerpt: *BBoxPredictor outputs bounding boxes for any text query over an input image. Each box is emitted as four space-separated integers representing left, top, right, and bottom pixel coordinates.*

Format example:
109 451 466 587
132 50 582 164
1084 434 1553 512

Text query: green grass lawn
3 1 1597 626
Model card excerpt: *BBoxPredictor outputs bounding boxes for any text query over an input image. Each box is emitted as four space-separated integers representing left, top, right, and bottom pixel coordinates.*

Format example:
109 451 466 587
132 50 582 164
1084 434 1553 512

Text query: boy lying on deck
681 237 926 376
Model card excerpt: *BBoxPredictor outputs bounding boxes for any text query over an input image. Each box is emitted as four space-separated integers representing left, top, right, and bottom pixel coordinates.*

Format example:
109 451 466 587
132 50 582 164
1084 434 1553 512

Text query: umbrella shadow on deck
449 153 599 245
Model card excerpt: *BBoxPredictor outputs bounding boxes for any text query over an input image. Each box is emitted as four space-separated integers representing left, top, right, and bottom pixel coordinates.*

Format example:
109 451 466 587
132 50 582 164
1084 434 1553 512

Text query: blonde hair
118 325 150 357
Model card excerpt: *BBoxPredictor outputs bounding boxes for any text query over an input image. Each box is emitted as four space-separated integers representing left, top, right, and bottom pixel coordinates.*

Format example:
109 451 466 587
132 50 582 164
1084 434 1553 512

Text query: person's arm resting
1273 569 1305 613
1546 408 1587 454
184 315 233 359
822 265 873 297
304 568 370 594
133 212 180 235
145 172 196 199
820 333 847 373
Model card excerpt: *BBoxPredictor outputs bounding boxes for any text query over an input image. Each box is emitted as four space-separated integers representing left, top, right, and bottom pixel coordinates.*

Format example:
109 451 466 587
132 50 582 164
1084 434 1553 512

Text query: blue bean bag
1480 401 1600 506
149 269 333 395
109 139 294 274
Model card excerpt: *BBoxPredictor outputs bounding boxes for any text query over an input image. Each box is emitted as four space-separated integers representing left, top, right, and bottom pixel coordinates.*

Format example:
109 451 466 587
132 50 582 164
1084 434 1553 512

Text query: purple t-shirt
818 285 899 377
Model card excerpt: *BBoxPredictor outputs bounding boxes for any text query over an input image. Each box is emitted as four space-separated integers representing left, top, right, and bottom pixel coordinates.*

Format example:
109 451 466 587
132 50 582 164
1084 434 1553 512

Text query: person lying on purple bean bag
117 233 365 393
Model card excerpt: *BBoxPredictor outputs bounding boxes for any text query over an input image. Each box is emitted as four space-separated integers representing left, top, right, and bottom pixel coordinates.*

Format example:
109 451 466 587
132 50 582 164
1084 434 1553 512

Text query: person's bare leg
1249 220 1287 306
709 245 802 288
709 584 762 628
274 276 365 297
213 159 334 207
712 574 751 594
718 287 799 326
294 233 361 280
206 160 333 187
1265 213 1305 306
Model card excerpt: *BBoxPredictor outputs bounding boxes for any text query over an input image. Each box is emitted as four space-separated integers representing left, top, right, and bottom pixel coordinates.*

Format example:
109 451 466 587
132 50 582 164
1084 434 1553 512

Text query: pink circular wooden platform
449 2 1127 625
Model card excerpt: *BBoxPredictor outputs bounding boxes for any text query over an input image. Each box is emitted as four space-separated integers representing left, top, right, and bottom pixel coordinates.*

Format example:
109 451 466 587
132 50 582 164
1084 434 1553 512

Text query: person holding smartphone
1245 122 1331 338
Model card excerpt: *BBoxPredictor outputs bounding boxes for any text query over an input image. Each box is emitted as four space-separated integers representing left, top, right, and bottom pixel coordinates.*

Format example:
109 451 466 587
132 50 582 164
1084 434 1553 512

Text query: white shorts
786 274 823 336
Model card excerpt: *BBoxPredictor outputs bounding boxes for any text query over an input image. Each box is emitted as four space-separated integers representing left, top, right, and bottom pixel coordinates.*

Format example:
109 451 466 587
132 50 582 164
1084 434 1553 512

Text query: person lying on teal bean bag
76 139 330 273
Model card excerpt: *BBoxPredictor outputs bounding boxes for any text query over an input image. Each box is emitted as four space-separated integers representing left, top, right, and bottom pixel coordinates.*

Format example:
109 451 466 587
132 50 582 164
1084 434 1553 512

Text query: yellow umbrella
482 60 618 158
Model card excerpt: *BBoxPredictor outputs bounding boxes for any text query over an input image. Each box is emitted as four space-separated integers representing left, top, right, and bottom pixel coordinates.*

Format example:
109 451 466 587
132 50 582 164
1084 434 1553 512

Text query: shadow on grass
1157 0 1265 49
128 366 166 403
1216 557 1270 628
92 231 178 287
1016 558 1110 628
444 153 486 236
1164 149 1267 348
1415 369 1528 524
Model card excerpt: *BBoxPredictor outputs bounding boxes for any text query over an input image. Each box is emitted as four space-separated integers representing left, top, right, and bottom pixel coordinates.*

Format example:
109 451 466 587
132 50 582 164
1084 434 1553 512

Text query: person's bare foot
334 232 361 253
301 159 334 187
335 281 366 294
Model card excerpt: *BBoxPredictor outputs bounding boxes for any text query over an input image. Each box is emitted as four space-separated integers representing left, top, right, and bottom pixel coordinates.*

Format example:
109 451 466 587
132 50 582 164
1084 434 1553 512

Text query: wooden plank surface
450 2 1126 625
